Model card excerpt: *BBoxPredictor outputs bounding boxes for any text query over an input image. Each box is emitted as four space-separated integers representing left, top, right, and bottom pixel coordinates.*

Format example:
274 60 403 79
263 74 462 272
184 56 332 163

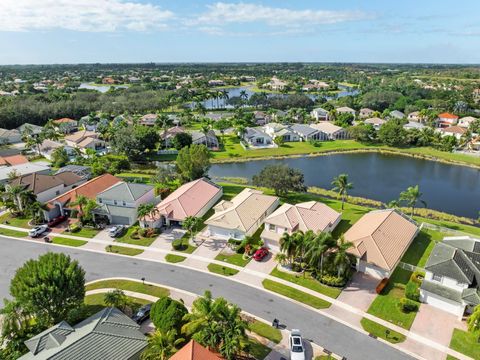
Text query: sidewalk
0 222 472 360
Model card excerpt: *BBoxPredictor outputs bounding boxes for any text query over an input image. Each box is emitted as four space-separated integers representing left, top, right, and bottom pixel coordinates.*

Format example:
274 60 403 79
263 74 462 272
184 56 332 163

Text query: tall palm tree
70 195 89 220
141 329 184 360
304 232 336 276
279 232 299 265
332 236 354 278
399 185 426 216
138 203 155 222
104 289 128 311
182 290 219 338
331 174 354 210
182 216 201 241
4 185 27 214
29 201 47 225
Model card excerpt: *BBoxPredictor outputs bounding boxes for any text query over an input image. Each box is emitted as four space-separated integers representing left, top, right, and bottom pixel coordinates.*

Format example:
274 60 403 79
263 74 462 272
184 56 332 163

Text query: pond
209 152 480 218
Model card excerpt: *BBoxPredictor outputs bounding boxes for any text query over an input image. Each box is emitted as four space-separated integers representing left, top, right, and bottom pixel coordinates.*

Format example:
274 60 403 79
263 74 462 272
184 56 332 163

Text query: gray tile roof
291 124 318 137
421 280 463 303
462 288 480 306
98 182 153 202
20 307 146 360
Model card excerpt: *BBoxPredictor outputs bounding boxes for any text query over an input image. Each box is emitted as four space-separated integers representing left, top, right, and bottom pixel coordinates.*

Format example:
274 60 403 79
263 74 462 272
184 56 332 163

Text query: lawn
52 236 87 247
173 235 197 254
105 245 144 256
116 226 157 247
246 338 271 360
360 318 406 344
401 229 444 267
215 252 251 267
367 268 417 329
449 328 480 360
262 279 331 309
86 279 170 298
165 254 186 263
248 320 282 344
0 213 32 228
70 227 100 238
0 227 27 237
207 263 239 276
270 267 342 299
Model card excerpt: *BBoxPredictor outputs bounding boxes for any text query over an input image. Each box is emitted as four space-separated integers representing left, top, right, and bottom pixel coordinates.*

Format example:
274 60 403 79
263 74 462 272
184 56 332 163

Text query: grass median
86 279 170 298
215 252 251 267
207 263 239 276
105 245 144 256
52 236 87 247
262 279 331 309
165 254 187 263
360 318 406 344
0 228 28 237
248 320 282 344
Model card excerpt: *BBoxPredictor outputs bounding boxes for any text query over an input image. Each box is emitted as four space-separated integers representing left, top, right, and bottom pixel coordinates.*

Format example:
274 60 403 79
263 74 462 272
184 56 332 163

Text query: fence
398 261 425 273
420 222 477 237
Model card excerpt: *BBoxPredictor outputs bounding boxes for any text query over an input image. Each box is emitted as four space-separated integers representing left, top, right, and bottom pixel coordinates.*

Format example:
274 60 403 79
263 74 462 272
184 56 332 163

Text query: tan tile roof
442 126 467 135
10 172 83 195
205 188 279 232
310 122 344 134
170 340 224 360
344 209 419 271
53 118 76 124
365 117 386 125
65 130 98 144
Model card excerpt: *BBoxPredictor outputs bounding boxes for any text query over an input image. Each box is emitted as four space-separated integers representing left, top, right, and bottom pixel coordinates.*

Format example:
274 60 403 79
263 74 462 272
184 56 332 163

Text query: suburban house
388 110 405 119
344 209 419 279
0 163 51 184
336 106 356 119
64 130 106 153
140 178 222 228
291 124 322 141
263 123 300 142
310 122 349 140
364 117 386 130
8 172 85 203
310 107 329 121
139 113 157 126
0 154 29 167
243 127 274 147
261 201 341 251
205 188 279 240
190 130 219 149
55 165 92 180
359 108 375 119
0 128 22 144
253 111 270 125
44 173 120 220
436 113 459 128
162 126 186 147
439 126 467 140
420 236 480 317
170 339 224 360
93 182 158 225
407 111 422 122
17 123 43 137
265 77 287 91
53 118 78 134
19 307 146 360
208 79 225 86
36 139 74 160
404 121 426 130
458 116 477 128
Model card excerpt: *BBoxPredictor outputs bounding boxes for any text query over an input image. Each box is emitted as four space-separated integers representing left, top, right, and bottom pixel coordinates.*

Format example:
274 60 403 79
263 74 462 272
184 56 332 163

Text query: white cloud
191 2 370 28
0 0 174 32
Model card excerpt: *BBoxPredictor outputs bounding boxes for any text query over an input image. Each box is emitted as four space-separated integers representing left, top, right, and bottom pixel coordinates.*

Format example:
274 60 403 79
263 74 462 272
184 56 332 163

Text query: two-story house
310 107 329 121
243 127 274 147
263 123 300 142
420 236 480 318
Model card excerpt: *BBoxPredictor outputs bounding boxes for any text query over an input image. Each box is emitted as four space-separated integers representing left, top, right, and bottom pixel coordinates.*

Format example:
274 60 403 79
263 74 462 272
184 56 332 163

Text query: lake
209 153 480 218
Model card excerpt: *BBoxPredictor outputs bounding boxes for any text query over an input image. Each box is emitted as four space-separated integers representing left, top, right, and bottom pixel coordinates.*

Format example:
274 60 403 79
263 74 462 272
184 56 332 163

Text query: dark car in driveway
132 303 152 324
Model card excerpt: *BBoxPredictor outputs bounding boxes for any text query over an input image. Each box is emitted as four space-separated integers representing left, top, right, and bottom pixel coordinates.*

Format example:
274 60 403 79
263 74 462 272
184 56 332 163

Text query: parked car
29 225 49 238
253 247 269 261
47 215 67 227
289 329 305 360
108 225 126 238
132 303 152 324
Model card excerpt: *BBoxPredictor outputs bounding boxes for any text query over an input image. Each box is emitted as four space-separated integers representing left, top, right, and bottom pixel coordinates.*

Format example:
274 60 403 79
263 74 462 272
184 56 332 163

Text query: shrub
150 296 188 334
399 298 419 313
291 263 303 273
69 223 81 233
172 238 184 250
405 281 420 302
320 274 347 287
138 228 148 237
410 271 424 285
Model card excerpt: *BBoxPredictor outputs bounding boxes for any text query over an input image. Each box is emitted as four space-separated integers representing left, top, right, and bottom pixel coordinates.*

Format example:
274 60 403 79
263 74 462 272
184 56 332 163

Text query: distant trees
334 113 354 128
348 123 376 143
175 144 210 182
361 90 403 111
252 164 306 196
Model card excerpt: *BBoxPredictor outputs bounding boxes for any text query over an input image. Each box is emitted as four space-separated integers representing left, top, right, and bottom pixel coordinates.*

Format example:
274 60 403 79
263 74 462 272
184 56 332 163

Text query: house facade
53 118 78 134
458 116 476 129
290 124 322 141
243 127 274 147
191 130 219 149
310 107 329 121
359 108 375 119
0 163 51 184
0 128 22 144
310 122 349 140
436 113 459 128
64 130 106 153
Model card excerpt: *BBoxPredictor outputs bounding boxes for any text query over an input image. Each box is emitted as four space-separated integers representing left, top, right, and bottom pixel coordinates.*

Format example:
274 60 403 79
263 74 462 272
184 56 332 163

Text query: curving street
0 236 414 360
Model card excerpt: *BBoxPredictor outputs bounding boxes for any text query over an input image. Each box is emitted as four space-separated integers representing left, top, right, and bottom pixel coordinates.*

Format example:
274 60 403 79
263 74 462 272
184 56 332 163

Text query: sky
0 0 480 65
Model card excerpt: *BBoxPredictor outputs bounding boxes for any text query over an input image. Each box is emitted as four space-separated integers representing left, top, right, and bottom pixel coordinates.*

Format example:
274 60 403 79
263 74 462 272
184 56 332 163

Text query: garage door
111 215 131 225
208 226 234 239
420 291 464 316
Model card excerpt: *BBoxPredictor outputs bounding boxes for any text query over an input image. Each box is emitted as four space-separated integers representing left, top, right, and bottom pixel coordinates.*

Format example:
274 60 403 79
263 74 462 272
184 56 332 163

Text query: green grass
449 328 480 360
71 227 100 238
246 338 271 360
165 254 186 263
248 320 282 344
367 268 417 329
215 252 251 267
105 245 144 256
446 356 459 360
262 279 331 309
207 263 239 276
360 318 406 344
0 227 27 237
173 235 197 254
52 236 87 247
116 226 157 247
401 229 444 267
86 279 170 298
315 356 336 360
270 267 342 299
0 213 32 228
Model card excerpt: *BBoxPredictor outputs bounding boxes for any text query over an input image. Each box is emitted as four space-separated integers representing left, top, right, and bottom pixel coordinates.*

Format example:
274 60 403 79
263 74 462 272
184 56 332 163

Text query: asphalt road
0 237 415 360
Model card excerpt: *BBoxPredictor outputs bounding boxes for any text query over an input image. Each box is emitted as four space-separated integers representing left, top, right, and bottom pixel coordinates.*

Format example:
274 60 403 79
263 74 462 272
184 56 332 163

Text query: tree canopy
252 164 306 196
175 144 211 182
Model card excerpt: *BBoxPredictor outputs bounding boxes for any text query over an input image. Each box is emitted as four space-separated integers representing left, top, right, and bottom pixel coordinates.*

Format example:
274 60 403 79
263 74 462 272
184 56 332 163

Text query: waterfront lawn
116 227 156 247
215 252 250 267
367 268 417 329
207 263 239 276
415 217 480 237
401 229 443 267
0 213 32 228
52 236 87 247
262 279 331 309
165 254 186 263
105 245 144 256
248 321 282 344
0 228 27 237
270 267 341 299
449 328 480 360
86 279 170 298
360 318 406 344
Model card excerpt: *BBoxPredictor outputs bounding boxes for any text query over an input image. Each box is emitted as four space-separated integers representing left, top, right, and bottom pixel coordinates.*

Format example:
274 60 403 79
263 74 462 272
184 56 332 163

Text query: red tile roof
0 154 28 166
170 340 224 360
438 113 459 119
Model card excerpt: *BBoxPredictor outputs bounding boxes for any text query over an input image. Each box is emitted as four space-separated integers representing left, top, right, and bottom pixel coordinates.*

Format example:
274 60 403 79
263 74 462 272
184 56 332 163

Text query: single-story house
0 162 51 184
439 126 467 140
139 113 157 126
336 106 356 118
190 130 219 149
344 209 419 279
8 172 85 203
44 173 120 220
310 107 329 121
261 201 341 251
52 118 78 134
310 122 349 140
243 127 274 147
388 110 405 119
364 117 386 130
0 128 22 144
420 236 480 318
17 123 43 137
264 77 287 91
290 124 322 141
403 121 426 130
19 307 146 360
170 339 224 360
436 113 459 128
253 111 271 125
36 139 75 160
55 165 92 180
458 116 477 129
359 108 375 119
140 178 222 228
0 154 29 167
263 123 300 142
93 182 158 225
162 126 186 147
205 188 279 240
64 130 106 153
407 111 422 122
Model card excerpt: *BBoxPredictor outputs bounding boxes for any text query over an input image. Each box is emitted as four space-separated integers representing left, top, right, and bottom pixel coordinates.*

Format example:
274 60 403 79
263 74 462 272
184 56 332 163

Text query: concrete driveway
150 228 186 251
336 272 379 312
244 252 277 275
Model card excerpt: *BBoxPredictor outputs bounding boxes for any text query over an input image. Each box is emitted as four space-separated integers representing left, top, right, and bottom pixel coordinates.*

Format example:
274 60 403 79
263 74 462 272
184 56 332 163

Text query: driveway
336 272 379 312
244 252 277 275
183 237 226 270
150 228 186 251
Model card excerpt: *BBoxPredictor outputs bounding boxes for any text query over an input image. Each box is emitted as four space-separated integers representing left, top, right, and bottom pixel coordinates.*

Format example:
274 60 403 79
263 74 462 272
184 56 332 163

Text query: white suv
289 329 305 360
29 225 49 238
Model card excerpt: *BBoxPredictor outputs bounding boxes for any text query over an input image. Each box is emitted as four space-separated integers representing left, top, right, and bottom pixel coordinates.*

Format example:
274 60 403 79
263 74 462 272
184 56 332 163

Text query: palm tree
104 289 128 311
218 304 247 359
29 201 47 225
141 329 184 360
279 232 299 265
304 232 336 276
332 236 354 278
274 253 288 267
70 195 89 220
331 174 354 210
4 185 27 214
138 203 155 223
182 216 201 241
182 290 218 337
399 185 426 216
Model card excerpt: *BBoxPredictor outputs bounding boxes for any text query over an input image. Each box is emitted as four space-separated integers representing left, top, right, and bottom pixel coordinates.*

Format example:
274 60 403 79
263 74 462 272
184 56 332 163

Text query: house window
268 224 275 231
433 274 443 283
114 200 117 205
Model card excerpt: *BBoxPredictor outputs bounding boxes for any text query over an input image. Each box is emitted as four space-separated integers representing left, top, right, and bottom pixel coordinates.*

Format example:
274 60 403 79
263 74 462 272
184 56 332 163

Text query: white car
289 329 305 360
108 225 126 238
29 225 49 238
